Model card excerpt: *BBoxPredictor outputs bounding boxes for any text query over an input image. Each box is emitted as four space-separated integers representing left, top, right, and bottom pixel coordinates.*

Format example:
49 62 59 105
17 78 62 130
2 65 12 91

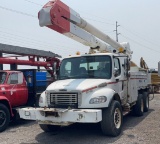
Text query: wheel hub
114 108 121 129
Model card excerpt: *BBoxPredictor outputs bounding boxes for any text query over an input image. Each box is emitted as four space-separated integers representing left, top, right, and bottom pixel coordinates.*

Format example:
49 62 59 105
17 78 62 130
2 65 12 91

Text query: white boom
38 0 132 57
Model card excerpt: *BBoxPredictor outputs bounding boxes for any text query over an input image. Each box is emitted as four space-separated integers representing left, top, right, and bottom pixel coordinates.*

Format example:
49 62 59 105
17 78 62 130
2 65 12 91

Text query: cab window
114 58 121 76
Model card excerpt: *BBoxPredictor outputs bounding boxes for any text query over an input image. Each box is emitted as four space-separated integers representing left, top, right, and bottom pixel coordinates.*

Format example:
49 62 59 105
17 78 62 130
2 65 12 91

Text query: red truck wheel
0 104 10 132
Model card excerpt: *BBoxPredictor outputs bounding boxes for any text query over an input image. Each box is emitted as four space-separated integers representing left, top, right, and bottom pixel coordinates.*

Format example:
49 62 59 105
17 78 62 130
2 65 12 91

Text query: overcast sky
0 0 160 68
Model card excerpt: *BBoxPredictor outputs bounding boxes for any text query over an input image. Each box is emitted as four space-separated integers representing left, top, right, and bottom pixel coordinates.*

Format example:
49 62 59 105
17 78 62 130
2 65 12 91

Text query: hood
47 79 111 92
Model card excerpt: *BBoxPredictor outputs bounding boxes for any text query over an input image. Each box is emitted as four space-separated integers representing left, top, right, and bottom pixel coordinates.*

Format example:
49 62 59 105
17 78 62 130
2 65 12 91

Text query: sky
0 0 160 69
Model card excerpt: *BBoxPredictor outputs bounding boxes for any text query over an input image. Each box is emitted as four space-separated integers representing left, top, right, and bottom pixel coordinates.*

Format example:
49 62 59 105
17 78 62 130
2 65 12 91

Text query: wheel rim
0 110 6 127
141 99 144 112
114 108 121 129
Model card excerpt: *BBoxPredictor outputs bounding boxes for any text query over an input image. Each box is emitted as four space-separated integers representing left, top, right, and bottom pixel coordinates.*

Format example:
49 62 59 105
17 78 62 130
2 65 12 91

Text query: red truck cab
0 70 30 132
0 71 28 107
0 69 53 132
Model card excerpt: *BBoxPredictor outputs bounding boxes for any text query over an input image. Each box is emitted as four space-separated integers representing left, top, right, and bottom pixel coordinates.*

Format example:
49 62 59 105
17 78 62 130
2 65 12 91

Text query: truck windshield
0 72 7 84
59 55 112 79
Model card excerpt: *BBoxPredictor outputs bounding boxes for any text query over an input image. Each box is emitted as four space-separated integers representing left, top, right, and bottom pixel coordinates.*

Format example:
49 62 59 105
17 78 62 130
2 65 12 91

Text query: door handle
116 79 119 82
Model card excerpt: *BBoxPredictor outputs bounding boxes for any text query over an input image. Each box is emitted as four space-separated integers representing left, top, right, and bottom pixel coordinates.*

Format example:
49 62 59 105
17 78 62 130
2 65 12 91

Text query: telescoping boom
38 0 132 58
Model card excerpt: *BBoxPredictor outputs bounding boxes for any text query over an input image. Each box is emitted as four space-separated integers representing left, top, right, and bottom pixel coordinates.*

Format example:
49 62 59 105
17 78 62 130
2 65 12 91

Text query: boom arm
38 0 132 57
39 0 107 51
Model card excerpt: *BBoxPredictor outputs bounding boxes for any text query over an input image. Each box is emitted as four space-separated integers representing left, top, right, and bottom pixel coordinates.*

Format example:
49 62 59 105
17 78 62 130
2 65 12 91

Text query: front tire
39 124 60 132
0 104 10 132
101 100 123 137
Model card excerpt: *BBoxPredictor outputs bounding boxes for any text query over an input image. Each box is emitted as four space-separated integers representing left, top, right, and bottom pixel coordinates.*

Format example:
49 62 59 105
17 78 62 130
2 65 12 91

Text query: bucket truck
0 43 60 132
19 0 150 136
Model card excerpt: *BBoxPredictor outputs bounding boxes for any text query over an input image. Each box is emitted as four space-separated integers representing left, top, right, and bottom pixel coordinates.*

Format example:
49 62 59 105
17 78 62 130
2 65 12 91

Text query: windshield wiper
87 74 103 78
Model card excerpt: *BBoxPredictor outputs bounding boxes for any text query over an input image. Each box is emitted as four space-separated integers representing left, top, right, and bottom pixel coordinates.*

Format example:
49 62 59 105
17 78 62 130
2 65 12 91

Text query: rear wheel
101 100 123 137
0 104 10 132
39 124 60 132
133 94 144 116
143 92 149 112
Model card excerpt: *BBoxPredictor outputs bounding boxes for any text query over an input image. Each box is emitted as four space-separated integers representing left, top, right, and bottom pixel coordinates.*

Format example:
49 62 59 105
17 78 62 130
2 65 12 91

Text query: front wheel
101 100 123 137
39 124 60 132
0 104 10 132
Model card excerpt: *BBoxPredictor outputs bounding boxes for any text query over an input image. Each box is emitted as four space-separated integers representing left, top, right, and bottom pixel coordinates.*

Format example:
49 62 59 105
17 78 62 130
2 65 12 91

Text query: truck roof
64 52 126 59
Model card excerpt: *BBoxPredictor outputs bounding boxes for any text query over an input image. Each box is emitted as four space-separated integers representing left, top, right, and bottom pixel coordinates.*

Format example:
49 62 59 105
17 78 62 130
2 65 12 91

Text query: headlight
89 96 107 104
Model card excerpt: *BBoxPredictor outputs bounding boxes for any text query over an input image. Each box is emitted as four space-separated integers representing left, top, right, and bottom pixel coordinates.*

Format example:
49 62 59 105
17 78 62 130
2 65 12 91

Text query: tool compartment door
128 77 138 103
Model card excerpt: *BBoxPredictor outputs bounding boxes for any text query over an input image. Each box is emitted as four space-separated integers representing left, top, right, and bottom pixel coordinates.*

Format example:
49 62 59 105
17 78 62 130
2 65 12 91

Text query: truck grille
48 93 78 108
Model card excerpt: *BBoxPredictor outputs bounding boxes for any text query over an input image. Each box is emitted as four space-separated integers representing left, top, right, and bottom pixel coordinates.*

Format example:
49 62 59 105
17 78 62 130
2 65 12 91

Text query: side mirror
113 68 119 77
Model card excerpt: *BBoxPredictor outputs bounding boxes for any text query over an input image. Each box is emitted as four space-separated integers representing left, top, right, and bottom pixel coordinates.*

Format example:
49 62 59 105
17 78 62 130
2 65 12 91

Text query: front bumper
18 107 102 126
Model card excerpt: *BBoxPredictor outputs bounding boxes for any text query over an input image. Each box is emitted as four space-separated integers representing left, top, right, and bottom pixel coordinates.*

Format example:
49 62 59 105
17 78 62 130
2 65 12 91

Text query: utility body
19 0 150 136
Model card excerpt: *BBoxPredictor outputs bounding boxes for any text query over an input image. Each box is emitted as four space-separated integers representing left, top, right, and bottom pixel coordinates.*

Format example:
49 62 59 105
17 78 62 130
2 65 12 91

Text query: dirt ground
0 94 160 144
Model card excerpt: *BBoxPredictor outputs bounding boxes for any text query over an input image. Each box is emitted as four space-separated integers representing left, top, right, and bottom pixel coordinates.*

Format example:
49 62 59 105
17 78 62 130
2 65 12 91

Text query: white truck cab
40 53 128 108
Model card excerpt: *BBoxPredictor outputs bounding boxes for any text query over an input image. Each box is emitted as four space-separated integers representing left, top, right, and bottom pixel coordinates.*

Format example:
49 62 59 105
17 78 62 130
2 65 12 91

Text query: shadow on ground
34 109 154 144
4 119 36 133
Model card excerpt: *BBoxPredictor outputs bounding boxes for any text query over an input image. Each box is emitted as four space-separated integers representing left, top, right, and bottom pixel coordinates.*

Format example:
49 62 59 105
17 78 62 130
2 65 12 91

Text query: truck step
122 103 131 116
123 111 130 116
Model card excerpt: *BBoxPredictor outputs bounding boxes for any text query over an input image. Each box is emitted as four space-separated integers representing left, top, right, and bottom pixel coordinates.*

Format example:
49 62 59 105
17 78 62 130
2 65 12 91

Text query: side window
114 58 121 76
18 72 23 84
8 73 18 84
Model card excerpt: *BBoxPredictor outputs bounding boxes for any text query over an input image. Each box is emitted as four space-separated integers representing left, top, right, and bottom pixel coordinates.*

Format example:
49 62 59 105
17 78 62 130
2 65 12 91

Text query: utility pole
114 21 120 42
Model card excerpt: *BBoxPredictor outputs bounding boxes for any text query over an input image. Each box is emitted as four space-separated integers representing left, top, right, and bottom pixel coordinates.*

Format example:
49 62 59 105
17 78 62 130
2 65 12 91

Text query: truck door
7 72 28 107
113 58 128 104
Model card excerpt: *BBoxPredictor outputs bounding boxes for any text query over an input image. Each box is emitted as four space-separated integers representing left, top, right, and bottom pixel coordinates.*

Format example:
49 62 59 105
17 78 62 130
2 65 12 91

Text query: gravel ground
0 94 160 144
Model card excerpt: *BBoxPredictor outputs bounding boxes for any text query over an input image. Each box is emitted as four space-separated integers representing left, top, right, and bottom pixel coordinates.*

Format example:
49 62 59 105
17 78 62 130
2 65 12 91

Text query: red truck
0 43 60 132
0 69 52 132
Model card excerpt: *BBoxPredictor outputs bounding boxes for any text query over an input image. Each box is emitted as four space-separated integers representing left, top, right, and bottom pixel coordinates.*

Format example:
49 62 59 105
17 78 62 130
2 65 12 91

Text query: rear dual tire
143 92 149 112
133 94 144 116
133 92 149 117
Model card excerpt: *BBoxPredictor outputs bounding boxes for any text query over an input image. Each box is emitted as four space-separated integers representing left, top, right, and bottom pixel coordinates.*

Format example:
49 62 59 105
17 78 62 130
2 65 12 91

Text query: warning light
118 47 124 53
76 51 80 55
